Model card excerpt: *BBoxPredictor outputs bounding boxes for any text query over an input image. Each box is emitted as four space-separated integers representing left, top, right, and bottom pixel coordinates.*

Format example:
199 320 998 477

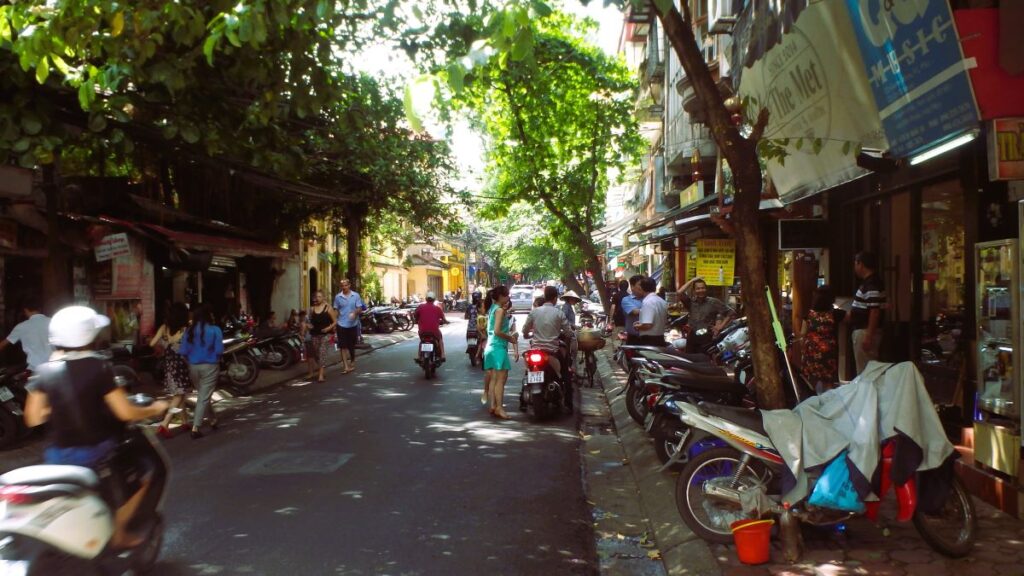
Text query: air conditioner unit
708 0 742 35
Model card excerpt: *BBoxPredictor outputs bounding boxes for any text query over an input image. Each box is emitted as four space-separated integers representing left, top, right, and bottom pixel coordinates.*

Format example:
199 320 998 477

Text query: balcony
623 1 653 42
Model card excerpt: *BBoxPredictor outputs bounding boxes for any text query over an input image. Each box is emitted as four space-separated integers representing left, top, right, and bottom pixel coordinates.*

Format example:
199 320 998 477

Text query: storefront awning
139 223 290 259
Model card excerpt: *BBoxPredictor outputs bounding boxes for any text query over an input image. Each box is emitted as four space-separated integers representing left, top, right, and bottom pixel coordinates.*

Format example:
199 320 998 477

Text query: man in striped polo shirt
851 251 885 374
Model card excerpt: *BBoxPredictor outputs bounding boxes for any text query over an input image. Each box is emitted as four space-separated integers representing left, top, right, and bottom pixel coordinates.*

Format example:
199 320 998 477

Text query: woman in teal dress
483 285 518 419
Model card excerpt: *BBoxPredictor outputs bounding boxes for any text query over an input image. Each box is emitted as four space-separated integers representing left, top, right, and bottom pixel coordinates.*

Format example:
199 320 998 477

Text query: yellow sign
695 239 735 286
680 181 704 209
450 266 461 276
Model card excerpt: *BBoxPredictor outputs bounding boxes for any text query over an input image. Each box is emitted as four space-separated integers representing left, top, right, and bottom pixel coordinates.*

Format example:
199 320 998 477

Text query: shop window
919 180 967 396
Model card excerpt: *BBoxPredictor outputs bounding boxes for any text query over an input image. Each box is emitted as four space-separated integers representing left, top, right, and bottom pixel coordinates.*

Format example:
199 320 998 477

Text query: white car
509 284 535 312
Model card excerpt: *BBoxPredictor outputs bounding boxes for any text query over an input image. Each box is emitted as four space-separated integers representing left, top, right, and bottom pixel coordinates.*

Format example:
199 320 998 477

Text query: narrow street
154 316 597 575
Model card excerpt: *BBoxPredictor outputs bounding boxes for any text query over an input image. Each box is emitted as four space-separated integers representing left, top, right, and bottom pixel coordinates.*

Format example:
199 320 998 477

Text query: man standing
633 277 669 346
851 251 885 374
676 276 735 335
620 275 645 345
414 291 447 362
0 297 51 372
334 279 366 373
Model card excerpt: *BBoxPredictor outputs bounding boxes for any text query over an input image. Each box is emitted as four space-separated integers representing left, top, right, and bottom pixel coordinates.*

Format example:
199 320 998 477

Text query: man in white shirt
633 277 668 346
0 298 52 371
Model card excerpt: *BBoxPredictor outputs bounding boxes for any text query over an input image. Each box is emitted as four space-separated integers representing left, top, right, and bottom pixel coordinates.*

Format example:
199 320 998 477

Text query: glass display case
975 240 1018 420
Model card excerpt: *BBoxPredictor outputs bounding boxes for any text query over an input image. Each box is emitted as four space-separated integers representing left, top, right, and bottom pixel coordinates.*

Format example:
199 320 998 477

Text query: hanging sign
695 239 736 287
988 118 1024 181
94 233 131 262
845 0 979 157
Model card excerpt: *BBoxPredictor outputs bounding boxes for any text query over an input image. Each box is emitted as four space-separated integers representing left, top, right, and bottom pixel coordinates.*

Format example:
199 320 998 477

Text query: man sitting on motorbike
23 306 169 550
414 291 447 362
522 286 577 401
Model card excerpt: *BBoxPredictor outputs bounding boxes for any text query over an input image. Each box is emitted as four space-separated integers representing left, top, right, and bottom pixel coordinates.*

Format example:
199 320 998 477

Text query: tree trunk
346 203 366 291
655 2 786 408
42 163 70 313
580 238 610 312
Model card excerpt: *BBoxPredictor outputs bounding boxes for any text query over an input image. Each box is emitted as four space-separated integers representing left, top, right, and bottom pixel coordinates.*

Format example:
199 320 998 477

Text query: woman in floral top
799 285 846 392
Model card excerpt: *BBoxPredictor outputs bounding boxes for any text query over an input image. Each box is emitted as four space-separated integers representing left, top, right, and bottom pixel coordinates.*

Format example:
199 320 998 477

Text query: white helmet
426 291 436 301
50 306 111 349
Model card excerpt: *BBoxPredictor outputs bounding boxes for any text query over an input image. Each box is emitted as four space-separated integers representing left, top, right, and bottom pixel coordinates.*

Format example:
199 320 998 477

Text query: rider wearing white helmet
24 305 168 550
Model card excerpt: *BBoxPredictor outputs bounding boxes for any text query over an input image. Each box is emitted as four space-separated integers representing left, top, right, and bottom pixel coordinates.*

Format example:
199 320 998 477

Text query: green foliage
361 268 384 303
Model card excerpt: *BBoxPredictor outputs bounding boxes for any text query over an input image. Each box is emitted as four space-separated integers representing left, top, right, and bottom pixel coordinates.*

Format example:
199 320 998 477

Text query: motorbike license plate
251 347 262 357
0 386 12 402
467 338 477 346
527 371 545 384
420 343 434 352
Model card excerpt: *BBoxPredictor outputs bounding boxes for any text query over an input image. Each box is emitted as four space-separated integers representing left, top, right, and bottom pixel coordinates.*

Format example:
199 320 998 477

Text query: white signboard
737 0 889 203
94 232 131 262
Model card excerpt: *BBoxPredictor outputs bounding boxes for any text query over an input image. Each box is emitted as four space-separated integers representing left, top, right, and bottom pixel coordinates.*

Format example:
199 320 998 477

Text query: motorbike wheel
265 343 293 370
132 515 165 573
425 361 435 379
913 476 976 558
399 316 413 331
530 392 549 421
378 316 396 334
0 408 18 449
625 384 649 426
225 354 260 390
675 447 772 544
469 350 478 367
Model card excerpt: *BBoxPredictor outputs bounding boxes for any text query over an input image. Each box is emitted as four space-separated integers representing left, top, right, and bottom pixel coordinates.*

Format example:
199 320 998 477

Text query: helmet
426 291 436 301
50 306 111 349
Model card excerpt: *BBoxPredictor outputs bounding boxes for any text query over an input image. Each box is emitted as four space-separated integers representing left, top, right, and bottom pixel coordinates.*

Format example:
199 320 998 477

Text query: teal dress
483 304 512 371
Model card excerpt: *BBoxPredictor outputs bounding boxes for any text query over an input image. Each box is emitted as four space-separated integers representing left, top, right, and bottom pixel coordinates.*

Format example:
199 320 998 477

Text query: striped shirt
851 273 885 330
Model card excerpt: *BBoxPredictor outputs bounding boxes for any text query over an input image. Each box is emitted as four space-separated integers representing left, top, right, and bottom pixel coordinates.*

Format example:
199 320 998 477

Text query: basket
577 330 606 353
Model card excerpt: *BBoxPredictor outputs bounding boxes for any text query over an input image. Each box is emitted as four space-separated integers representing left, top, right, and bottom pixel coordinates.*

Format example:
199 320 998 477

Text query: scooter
415 333 442 379
220 336 261 390
0 369 170 574
519 348 571 420
0 365 30 450
465 325 480 367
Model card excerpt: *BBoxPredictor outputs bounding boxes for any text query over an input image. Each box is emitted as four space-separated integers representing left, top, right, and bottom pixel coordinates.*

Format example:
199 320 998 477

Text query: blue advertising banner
844 0 979 157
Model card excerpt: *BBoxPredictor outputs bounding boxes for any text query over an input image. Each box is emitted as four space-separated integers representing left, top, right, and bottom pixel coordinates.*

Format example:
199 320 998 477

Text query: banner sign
696 239 736 287
94 233 131 262
845 0 979 157
988 118 1024 181
736 0 885 203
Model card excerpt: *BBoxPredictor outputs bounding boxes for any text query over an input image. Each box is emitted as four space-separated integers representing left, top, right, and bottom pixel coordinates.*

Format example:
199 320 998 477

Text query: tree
456 11 643 311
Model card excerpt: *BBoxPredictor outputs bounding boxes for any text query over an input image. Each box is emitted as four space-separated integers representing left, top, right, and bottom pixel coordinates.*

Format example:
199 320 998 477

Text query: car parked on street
509 284 535 312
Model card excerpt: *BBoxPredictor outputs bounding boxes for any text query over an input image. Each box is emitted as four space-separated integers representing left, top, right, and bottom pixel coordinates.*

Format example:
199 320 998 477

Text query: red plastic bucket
730 519 774 565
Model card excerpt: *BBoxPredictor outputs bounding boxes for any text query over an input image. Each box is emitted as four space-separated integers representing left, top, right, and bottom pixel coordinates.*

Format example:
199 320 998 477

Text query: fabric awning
139 223 290 259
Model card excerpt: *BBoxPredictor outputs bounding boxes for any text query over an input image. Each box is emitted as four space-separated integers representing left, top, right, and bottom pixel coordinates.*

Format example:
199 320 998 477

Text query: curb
583 348 721 576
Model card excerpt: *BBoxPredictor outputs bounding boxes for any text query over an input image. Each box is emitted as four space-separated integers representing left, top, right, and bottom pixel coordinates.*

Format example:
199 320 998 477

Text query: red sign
957 9 1024 120
989 118 1024 181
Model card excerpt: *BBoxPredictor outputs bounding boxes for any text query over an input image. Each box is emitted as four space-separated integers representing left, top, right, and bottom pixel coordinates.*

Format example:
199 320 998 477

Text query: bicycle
579 348 598 388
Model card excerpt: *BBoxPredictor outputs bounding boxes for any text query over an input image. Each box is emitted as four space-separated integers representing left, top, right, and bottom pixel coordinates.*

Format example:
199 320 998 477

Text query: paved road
154 316 596 575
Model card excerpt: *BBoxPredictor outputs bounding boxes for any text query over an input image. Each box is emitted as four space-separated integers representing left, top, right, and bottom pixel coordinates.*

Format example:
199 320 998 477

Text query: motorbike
465 325 480 367
519 348 571 420
0 365 30 450
670 396 977 558
250 328 302 370
361 308 397 334
0 367 170 574
220 336 261 390
415 333 443 379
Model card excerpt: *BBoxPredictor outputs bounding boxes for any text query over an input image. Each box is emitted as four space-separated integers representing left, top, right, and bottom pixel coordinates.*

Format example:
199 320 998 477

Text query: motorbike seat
697 402 767 436
656 359 727 377
0 465 100 489
661 373 745 395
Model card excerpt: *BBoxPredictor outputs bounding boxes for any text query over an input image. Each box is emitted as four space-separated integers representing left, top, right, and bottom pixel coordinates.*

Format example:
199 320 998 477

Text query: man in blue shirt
620 275 644 345
334 279 365 373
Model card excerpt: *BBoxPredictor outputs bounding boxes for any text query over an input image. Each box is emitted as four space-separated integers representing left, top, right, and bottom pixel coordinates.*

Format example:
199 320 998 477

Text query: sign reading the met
845 0 979 157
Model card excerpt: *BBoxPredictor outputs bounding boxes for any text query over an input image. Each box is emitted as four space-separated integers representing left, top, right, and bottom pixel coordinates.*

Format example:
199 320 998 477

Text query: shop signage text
989 118 1024 181
845 0 978 157
679 181 704 209
94 233 131 262
695 239 735 287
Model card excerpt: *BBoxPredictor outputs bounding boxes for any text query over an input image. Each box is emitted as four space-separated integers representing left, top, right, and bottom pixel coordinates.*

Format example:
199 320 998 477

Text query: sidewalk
0 329 420 474
588 346 1024 576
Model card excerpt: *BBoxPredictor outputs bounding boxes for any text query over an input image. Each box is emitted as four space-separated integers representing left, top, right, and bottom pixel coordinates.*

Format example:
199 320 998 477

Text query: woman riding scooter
23 305 168 550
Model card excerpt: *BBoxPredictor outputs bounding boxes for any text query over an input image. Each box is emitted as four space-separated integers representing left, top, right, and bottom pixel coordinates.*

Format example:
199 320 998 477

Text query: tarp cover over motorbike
761 361 955 507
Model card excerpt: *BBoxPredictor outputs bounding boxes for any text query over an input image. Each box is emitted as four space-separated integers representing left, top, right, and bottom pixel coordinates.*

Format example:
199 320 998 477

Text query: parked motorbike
0 369 170 574
251 328 302 370
415 333 443 379
670 398 976 558
361 308 397 334
220 336 261 390
519 348 571 420
0 365 30 450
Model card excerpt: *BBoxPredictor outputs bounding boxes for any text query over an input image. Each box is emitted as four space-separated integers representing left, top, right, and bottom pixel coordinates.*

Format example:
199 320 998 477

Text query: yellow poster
696 239 735 286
